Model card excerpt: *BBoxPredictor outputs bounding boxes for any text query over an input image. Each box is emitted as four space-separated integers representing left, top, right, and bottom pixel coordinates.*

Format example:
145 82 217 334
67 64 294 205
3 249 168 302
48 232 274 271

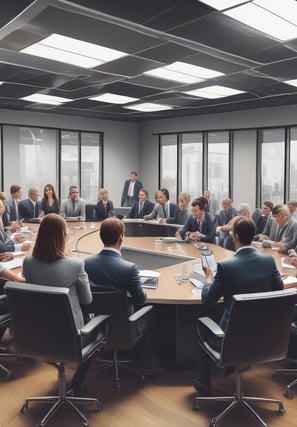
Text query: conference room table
70 220 297 368
11 220 297 368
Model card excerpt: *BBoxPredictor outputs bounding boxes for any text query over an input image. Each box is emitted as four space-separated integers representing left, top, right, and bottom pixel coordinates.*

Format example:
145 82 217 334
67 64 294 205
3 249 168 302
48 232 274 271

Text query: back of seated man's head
232 217 256 246
100 217 125 246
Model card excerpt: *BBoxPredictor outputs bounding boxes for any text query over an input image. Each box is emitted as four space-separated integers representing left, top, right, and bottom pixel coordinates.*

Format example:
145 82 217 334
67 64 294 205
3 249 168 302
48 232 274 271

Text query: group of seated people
1 180 297 401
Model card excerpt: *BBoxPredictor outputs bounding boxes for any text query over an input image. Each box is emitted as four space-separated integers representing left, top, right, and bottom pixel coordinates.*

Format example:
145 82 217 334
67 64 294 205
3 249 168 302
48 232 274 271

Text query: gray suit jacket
266 216 297 250
22 256 92 330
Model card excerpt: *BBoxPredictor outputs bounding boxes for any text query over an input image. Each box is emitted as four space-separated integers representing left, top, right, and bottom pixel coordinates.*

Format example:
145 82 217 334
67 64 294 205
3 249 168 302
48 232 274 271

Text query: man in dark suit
128 188 154 219
84 217 146 310
18 187 42 223
121 171 143 207
194 217 284 396
7 184 22 222
144 188 179 223
176 196 216 243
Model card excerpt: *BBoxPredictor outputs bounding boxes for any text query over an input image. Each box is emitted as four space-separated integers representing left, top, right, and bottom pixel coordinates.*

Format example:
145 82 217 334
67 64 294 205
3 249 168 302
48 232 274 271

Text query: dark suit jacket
178 212 216 243
7 197 18 221
121 179 143 206
128 200 154 219
202 246 283 330
84 249 147 308
18 198 41 223
96 200 114 221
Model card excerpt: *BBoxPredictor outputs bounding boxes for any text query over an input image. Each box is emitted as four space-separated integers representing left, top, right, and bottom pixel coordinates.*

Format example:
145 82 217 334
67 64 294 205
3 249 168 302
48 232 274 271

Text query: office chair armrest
129 305 153 322
80 314 109 335
0 294 8 302
198 317 225 338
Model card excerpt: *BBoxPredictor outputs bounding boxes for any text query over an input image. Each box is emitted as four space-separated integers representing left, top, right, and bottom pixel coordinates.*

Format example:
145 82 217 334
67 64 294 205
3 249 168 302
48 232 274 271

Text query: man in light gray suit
258 204 297 253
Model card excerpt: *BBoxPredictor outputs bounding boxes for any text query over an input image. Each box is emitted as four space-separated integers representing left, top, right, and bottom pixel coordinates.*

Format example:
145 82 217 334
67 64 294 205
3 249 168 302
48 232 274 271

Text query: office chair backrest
85 204 97 221
221 289 297 366
86 291 131 349
5 282 82 364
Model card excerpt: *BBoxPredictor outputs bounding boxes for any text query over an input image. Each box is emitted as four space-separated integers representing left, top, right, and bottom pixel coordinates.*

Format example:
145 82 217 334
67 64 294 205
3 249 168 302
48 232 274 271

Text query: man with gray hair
258 204 297 253
18 187 42 223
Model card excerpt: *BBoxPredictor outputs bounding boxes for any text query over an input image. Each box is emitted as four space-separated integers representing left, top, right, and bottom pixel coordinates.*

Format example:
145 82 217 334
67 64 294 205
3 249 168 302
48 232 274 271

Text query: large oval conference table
14 219 297 368
63 219 297 368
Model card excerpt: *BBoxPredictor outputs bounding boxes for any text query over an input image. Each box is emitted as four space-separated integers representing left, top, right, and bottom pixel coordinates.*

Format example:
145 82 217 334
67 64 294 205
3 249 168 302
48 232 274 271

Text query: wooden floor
1 347 297 427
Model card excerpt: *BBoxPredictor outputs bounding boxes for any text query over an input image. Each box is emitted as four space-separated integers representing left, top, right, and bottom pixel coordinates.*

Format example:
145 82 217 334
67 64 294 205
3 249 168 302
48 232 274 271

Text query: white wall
0 109 140 206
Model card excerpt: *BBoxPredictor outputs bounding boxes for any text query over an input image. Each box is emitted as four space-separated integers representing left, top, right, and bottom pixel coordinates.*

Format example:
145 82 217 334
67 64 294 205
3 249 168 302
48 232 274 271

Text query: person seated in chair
84 217 155 372
193 217 284 396
22 213 92 395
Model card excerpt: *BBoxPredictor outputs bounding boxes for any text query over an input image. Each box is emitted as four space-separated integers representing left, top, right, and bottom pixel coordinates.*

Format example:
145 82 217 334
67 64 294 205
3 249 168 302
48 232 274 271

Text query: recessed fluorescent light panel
224 1 297 41
21 33 128 68
285 79 297 88
21 94 71 105
199 1 246 11
89 93 139 104
144 62 224 84
184 85 245 98
124 102 173 112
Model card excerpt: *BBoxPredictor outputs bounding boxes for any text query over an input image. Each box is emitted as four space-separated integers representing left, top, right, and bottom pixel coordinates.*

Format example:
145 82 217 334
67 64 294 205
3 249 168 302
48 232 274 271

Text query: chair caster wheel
6 372 13 380
285 390 293 399
20 403 28 413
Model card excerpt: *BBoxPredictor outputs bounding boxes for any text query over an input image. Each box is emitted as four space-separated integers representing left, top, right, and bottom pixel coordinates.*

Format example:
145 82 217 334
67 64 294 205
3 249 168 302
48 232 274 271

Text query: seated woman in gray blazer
22 213 92 395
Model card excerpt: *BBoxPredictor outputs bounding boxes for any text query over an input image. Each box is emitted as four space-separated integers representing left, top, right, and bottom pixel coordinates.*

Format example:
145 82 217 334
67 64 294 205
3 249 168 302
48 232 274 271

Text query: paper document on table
281 257 296 269
139 270 160 289
2 257 24 270
283 275 297 288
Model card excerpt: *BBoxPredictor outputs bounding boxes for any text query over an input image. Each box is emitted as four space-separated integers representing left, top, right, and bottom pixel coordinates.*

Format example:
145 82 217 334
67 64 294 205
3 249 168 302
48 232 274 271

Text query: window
160 134 178 201
81 132 102 202
60 130 79 200
289 127 297 200
3 126 58 196
207 132 229 202
181 133 203 201
260 129 285 205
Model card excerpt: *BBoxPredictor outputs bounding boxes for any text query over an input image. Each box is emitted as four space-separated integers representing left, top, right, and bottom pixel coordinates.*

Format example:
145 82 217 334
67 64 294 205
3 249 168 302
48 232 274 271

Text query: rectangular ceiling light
285 79 297 88
89 93 139 104
21 33 128 68
144 61 224 84
184 85 245 98
124 102 173 112
21 94 71 105
224 2 297 41
199 0 247 11
254 0 297 27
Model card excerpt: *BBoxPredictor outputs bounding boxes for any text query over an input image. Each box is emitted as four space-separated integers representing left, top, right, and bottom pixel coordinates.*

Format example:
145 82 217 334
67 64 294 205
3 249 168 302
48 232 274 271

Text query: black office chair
85 204 97 222
0 295 14 380
193 289 297 427
274 321 297 399
86 290 154 393
4 281 109 427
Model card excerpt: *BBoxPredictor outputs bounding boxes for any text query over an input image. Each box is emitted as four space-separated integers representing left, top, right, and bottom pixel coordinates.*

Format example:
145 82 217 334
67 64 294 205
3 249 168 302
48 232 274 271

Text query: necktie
163 206 167 218
72 199 75 215
15 200 19 219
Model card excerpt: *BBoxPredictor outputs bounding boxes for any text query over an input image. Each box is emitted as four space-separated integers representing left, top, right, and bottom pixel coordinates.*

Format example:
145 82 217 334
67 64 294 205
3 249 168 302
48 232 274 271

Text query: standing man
194 217 283 396
7 184 22 221
128 188 154 219
216 198 238 246
60 185 85 221
121 171 143 207
18 187 42 223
